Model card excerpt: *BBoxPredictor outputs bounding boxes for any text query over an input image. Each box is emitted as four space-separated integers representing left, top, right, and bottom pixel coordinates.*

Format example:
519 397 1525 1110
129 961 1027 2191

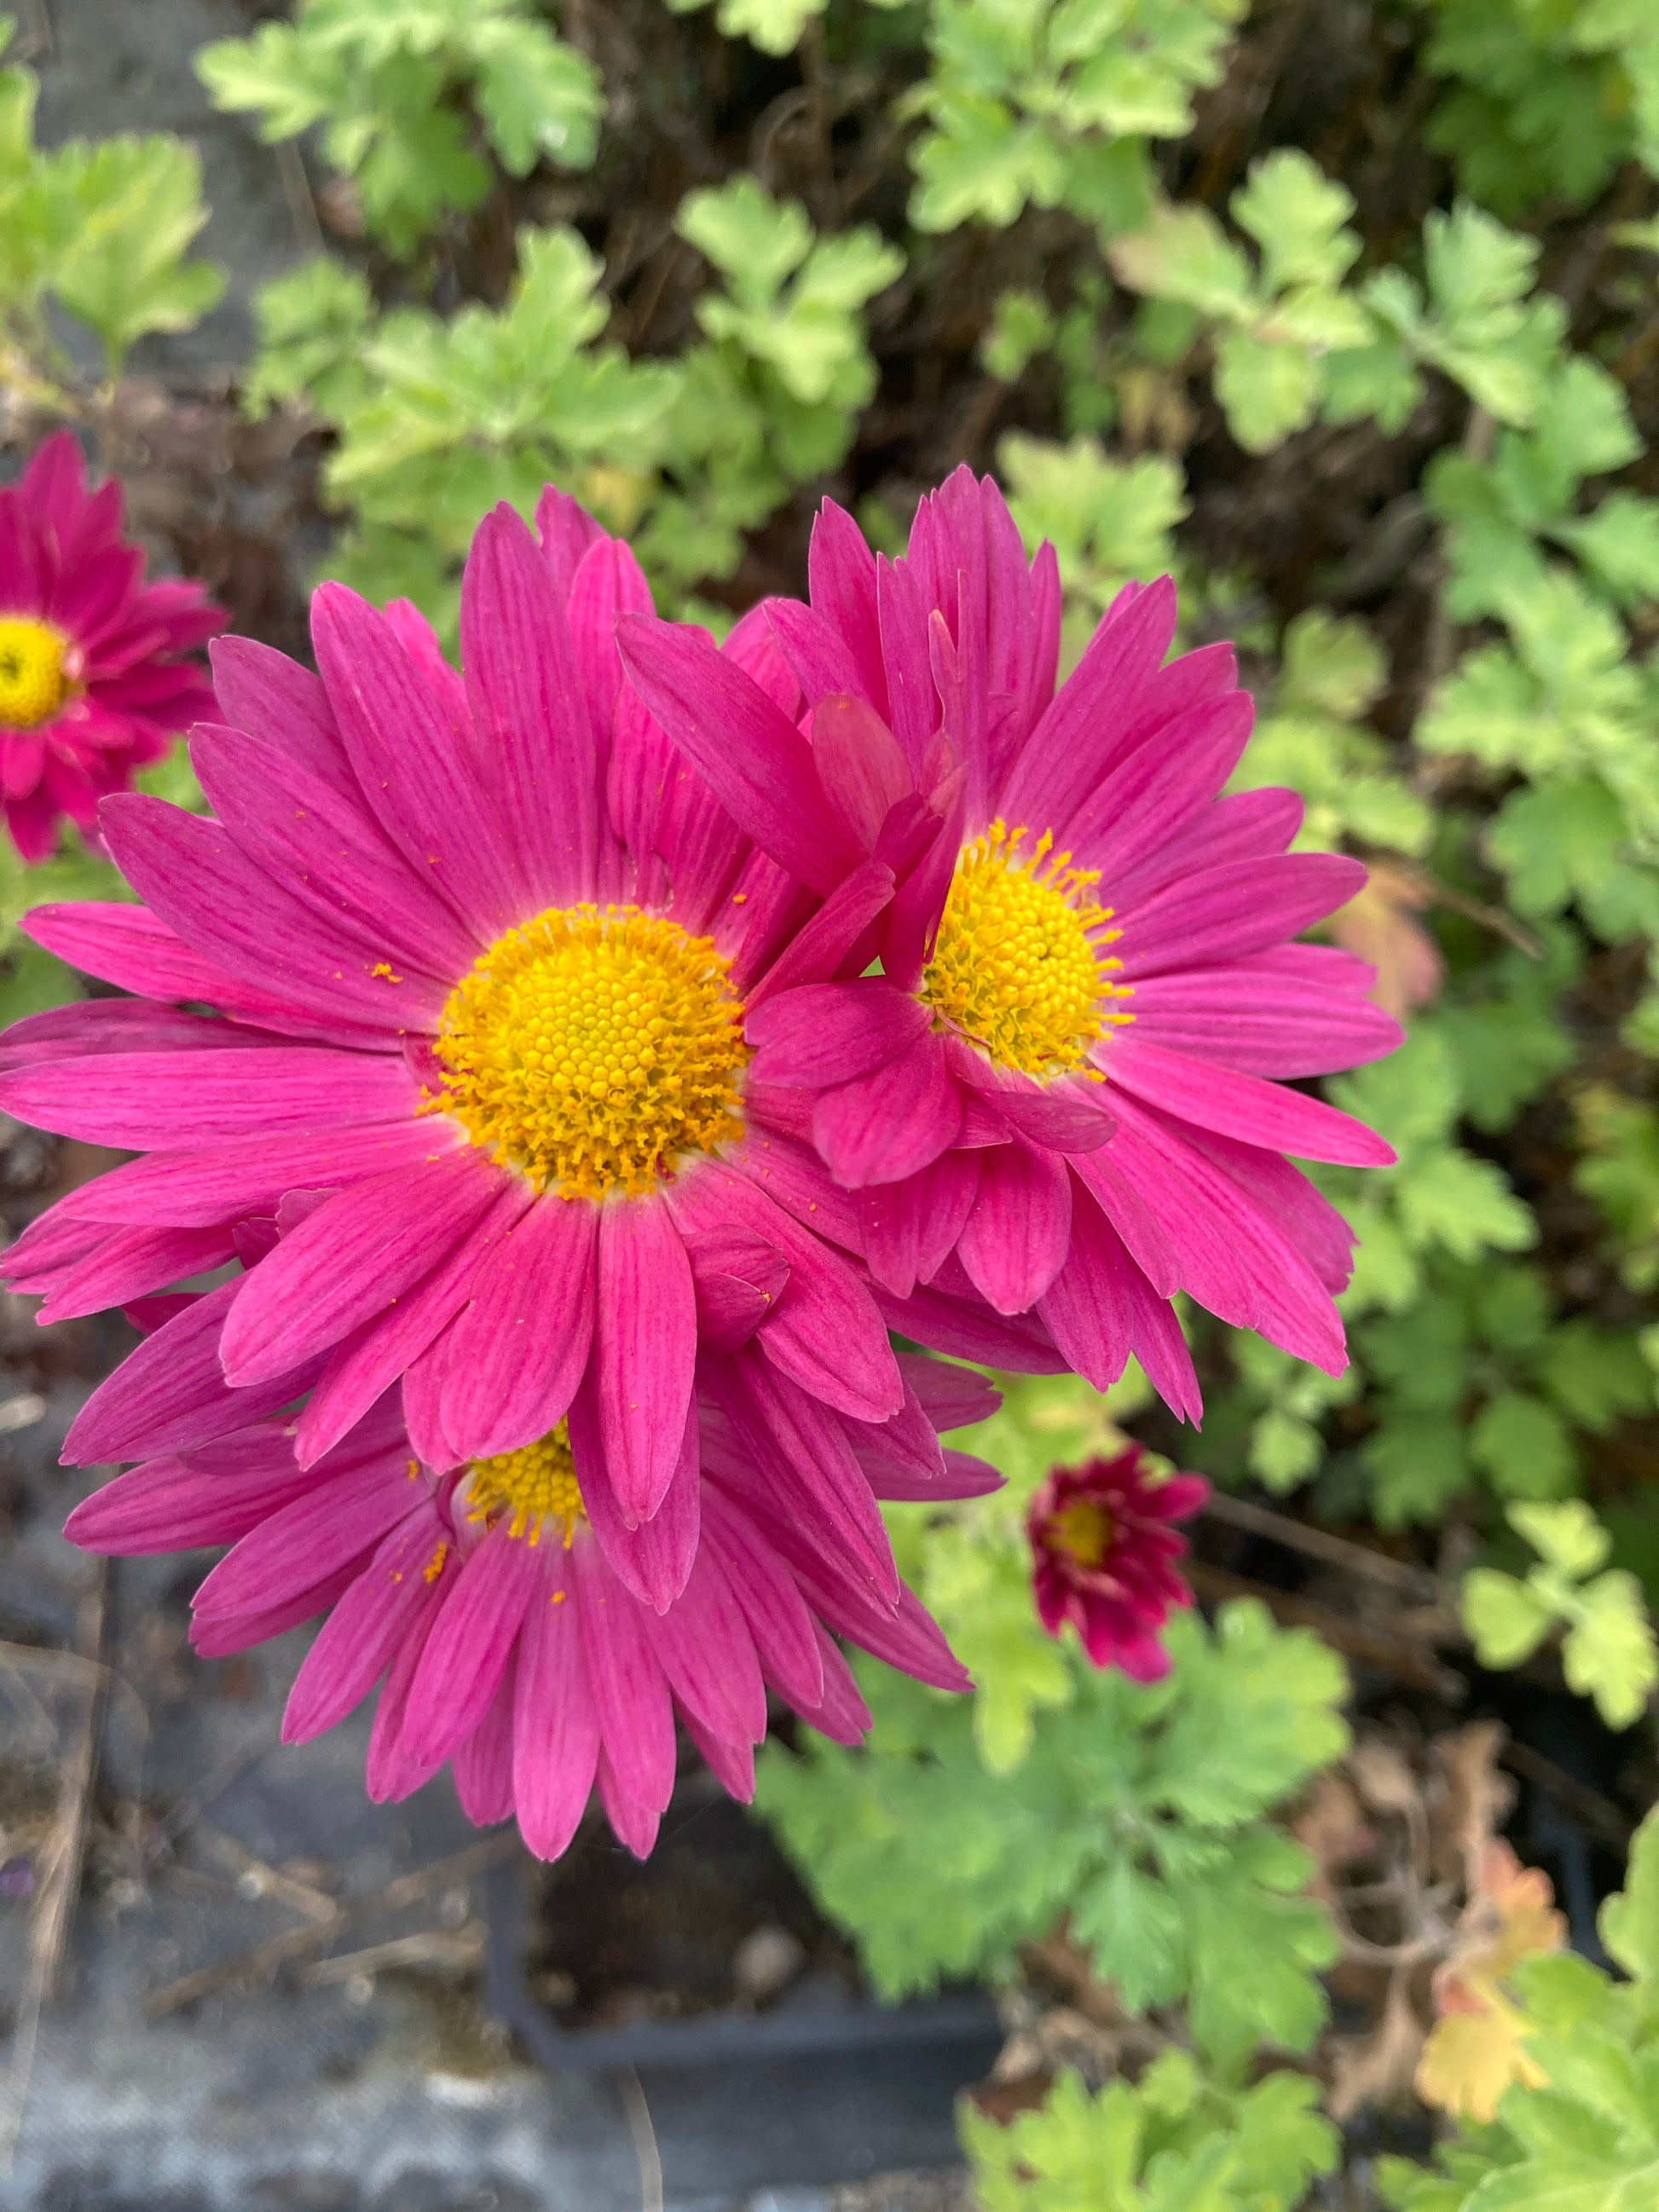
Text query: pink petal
452 1655 520 1826
1126 949 1402 1077
0 997 274 1076
809 692 914 853
570 1385 700 1612
436 1194 598 1460
208 636 350 792
700 1484 824 1713
1116 852 1365 979
63 1122 458 1229
685 1225 789 1354
896 1353 999 1431
807 498 887 714
62 1280 322 1464
998 578 1178 833
513 1546 601 1862
875 553 935 770
764 598 874 711
747 979 930 1089
616 615 859 894
650 1545 766 1748
535 484 605 598
294 1180 531 1466
669 1159 901 1422
219 1150 507 1385
568 533 655 731
957 1139 1072 1314
1110 786 1303 913
571 1539 678 1825
812 1031 962 1187
282 1505 450 1743
946 1048 1115 1154
460 504 604 911
793 1625 872 1744
860 1147 981 1297
29 1222 236 1323
101 794 450 1033
592 1198 696 1525
20 901 396 1051
873 1275 1066 1374
65 1430 325 1554
1061 690 1253 875
190 1561 363 1660
706 1353 898 1601
0 1040 417 1150
310 582 523 942
192 1450 423 1621
401 1523 542 1768
743 858 894 1010
1104 1035 1396 1166
364 1574 452 1805
191 723 477 982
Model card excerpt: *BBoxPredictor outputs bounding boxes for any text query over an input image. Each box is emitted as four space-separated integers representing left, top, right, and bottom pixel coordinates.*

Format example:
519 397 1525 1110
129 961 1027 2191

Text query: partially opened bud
1026 1447 1208 1681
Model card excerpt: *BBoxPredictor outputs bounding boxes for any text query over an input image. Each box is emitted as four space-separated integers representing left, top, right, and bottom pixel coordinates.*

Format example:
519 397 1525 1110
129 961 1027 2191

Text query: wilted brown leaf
1416 1839 1566 2123
1329 1976 1426 2122
1433 1722 1515 1890
1330 863 1444 1021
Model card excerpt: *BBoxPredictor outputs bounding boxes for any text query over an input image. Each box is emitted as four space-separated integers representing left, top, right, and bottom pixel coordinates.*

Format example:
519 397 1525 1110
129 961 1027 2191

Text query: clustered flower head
0 433 224 860
621 469 1400 1418
0 451 1398 1859
1026 1447 1209 1681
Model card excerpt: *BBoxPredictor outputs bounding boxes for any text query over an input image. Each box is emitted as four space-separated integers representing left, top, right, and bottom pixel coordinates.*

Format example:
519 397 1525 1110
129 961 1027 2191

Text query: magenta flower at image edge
0 484 1033 1833
617 466 1402 1424
65 1361 997 1858
0 433 224 859
1027 1448 1209 1683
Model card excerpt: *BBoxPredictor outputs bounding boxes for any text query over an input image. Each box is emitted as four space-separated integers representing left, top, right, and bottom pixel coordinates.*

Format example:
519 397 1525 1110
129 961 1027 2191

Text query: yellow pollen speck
434 903 749 1199
550 1588 567 1606
369 962 402 983
0 615 73 731
406 1458 419 1481
922 820 1131 1079
1050 1499 1116 1568
465 1422 585 1546
422 1540 449 1582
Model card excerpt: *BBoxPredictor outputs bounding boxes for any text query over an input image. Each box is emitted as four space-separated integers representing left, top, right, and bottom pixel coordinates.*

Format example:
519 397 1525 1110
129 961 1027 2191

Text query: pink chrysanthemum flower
0 493 935 1555
1027 1448 1208 1682
0 432 224 859
619 469 1402 1424
65 1346 995 1857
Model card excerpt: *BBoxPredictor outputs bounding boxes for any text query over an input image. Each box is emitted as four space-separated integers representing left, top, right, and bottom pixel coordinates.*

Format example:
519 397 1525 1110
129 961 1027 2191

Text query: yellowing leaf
1416 1994 1547 2124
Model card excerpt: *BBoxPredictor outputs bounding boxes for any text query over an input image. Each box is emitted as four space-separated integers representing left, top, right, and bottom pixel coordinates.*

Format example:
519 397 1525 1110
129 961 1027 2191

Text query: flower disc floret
1049 1497 1115 1568
0 616 73 731
464 1423 584 1545
436 904 749 1199
922 821 1129 1079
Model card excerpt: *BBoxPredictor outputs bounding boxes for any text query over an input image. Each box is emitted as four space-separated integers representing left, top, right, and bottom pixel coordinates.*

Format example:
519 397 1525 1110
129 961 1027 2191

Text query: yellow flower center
434 904 749 1200
1050 1499 1116 1569
464 1423 585 1545
922 821 1130 1080
0 616 72 732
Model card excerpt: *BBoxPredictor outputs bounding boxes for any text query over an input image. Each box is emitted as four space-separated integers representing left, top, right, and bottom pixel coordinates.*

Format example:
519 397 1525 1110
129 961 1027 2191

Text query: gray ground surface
0 1381 984 2212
